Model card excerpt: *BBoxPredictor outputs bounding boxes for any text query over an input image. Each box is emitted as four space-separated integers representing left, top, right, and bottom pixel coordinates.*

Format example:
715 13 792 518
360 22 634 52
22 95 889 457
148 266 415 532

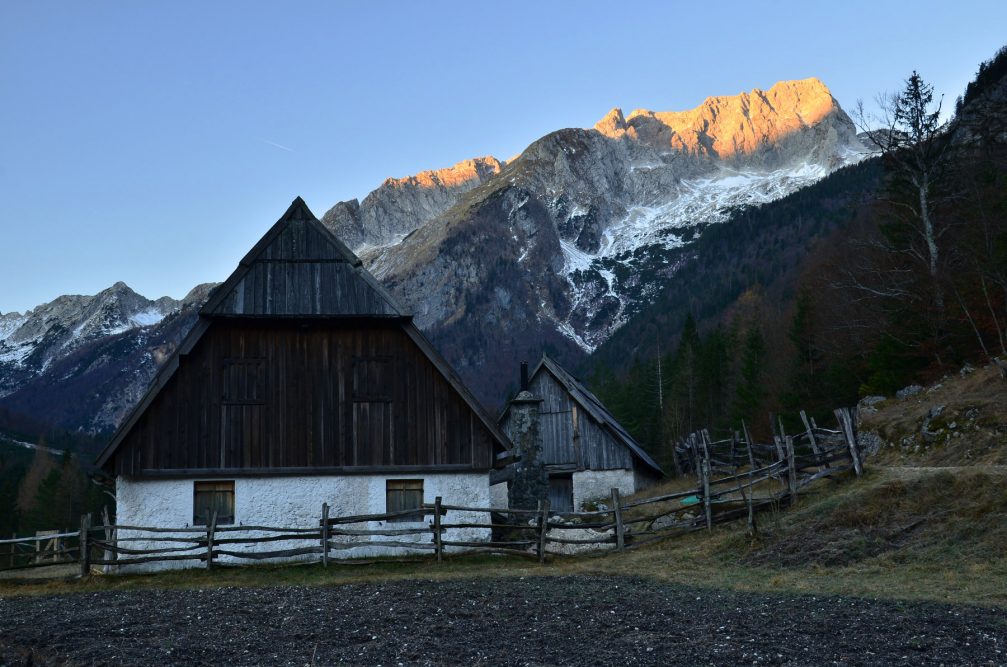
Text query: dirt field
1 576 1003 666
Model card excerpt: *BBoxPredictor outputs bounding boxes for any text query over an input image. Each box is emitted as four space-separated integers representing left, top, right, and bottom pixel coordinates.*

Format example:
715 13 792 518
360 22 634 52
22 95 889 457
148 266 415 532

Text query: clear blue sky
1 1 1005 313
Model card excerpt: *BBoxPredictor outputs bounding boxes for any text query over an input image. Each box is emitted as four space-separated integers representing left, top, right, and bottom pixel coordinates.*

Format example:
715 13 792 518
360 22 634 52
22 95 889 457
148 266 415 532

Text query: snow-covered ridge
0 283 179 377
566 157 860 275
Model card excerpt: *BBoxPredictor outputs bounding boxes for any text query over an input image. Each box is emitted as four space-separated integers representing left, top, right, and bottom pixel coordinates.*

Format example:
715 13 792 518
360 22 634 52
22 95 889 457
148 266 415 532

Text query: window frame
547 474 574 513
352 355 394 403
385 479 425 523
221 358 266 406
193 480 236 526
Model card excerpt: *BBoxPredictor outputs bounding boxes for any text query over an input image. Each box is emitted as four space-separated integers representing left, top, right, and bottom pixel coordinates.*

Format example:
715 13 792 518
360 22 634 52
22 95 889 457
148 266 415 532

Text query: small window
194 481 235 525
385 479 424 523
353 357 392 402
222 359 265 405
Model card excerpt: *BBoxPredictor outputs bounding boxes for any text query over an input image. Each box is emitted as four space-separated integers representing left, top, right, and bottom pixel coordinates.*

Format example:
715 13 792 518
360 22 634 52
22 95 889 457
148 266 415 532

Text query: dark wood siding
113 319 497 476
500 371 633 470
203 218 400 317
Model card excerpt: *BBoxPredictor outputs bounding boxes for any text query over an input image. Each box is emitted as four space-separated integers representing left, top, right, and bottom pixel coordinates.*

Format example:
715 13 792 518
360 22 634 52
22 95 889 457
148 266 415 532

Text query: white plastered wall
571 469 635 511
489 482 509 508
115 473 490 571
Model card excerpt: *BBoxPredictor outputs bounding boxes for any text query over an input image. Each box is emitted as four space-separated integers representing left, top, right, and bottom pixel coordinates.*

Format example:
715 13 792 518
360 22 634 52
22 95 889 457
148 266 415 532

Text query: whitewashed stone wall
115 473 491 571
489 481 509 508
571 469 635 511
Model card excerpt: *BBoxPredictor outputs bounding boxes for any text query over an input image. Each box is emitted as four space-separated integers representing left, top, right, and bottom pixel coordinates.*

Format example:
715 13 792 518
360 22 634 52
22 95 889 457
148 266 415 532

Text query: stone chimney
506 370 548 511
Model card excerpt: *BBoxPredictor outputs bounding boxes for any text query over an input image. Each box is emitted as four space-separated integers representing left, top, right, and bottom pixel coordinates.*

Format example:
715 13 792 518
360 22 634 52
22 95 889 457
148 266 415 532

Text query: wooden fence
0 408 863 576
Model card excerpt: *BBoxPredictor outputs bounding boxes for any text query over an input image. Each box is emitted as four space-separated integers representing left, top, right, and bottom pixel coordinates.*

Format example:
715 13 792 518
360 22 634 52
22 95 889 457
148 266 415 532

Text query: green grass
3 467 1005 606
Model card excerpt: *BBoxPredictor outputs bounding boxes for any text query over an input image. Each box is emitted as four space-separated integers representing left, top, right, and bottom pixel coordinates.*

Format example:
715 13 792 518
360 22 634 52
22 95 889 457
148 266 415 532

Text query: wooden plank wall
114 320 495 476
500 372 632 471
206 220 399 317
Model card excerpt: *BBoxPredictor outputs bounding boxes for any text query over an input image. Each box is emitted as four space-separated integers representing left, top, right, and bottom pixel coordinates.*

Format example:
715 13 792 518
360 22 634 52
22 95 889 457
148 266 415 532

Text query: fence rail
1 408 863 576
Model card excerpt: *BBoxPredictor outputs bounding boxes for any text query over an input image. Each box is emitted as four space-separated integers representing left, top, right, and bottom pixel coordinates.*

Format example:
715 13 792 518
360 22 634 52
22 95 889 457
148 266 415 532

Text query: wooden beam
784 436 798 504
537 500 550 564
800 410 827 469
611 488 625 551
701 459 712 531
78 514 91 578
321 503 329 568
433 496 443 562
138 464 486 478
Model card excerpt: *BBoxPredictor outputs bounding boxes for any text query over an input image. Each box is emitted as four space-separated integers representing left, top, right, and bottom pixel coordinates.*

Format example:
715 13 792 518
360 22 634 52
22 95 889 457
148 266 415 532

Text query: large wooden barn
497 355 663 511
96 198 510 566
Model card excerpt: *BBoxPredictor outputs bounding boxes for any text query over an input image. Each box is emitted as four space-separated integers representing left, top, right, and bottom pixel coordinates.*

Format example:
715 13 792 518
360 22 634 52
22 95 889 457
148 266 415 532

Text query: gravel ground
1 576 1004 666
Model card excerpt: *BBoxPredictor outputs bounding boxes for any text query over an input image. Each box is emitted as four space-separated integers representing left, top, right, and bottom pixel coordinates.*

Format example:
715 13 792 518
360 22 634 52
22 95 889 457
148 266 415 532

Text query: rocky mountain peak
594 107 628 135
382 156 504 190
321 156 505 251
597 77 848 162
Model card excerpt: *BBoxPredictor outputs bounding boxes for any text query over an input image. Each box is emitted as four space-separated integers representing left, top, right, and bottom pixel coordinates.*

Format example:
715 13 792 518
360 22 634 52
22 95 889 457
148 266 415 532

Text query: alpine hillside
0 282 215 434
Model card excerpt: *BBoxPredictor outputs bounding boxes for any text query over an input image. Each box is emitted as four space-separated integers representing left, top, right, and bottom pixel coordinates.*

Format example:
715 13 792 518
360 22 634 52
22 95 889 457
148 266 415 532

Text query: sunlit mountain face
318 78 866 403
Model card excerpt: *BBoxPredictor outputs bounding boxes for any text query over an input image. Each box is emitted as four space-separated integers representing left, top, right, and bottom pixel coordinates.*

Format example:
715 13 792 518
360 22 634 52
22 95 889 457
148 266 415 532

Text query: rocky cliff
321 156 505 250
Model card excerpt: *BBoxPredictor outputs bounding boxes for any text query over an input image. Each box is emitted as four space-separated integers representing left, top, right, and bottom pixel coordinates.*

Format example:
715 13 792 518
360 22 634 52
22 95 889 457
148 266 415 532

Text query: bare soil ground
1 576 1004 666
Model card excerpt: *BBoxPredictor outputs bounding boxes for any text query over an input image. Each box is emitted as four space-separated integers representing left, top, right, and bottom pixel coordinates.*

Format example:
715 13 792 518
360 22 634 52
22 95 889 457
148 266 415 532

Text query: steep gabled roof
531 354 663 476
96 197 510 471
200 197 406 318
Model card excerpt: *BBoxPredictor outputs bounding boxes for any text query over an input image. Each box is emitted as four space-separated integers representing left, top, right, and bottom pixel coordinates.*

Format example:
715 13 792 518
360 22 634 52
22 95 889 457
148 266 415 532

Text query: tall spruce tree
732 326 767 428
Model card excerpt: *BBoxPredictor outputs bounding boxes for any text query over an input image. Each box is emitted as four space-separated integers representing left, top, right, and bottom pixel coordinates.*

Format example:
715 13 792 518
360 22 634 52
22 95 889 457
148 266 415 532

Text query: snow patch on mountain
552 153 867 352
0 313 27 344
0 341 33 367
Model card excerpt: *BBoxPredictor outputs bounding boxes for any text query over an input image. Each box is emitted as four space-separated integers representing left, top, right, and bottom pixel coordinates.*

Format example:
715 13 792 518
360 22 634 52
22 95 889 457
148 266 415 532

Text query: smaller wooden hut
497 355 663 511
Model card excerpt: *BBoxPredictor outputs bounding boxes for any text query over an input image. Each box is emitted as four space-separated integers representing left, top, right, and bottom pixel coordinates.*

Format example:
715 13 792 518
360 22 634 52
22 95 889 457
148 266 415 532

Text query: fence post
321 503 330 568
433 496 443 562
741 421 756 469
784 435 798 504
101 505 116 574
740 481 756 537
800 409 826 469
701 459 712 531
835 408 863 477
205 510 217 570
610 488 625 551
78 513 91 577
537 499 550 564
7 532 13 569
689 434 701 482
743 429 757 536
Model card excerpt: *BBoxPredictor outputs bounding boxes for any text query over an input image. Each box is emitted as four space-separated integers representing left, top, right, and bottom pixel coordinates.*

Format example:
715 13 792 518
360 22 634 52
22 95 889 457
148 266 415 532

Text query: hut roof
532 355 663 477
200 197 406 318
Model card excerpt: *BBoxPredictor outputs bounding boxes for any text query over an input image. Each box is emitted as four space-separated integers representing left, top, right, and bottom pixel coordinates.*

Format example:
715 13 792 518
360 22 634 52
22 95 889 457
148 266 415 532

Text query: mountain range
0 77 867 433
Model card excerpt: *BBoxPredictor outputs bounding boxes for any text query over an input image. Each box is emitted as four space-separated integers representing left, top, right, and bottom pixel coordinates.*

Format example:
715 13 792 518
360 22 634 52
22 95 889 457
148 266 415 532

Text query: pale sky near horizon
1 1 1005 313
